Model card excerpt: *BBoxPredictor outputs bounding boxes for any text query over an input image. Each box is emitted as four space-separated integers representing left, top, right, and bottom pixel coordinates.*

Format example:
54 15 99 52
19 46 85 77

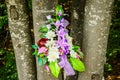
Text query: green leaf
47 19 53 23
39 26 48 33
40 33 46 38
0 49 4 55
73 45 80 52
32 45 38 49
56 15 63 21
50 25 56 31
39 53 44 57
33 49 38 56
69 57 85 72
38 57 48 66
38 57 43 66
55 5 64 15
59 16 63 20
49 62 60 78
43 57 48 64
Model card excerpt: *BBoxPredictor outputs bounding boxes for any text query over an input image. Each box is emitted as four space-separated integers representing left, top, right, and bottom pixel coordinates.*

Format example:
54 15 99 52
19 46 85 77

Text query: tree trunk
6 0 37 80
78 0 114 80
66 0 86 80
32 0 62 80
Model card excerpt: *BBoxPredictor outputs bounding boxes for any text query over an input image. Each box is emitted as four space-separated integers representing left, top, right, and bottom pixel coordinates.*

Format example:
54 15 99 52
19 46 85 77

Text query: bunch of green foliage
0 1 18 80
0 0 33 79
104 0 120 75
0 3 8 29
0 49 18 80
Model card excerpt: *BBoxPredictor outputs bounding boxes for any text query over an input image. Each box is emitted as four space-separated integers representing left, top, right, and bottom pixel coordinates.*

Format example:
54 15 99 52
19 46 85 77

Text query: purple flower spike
56 27 69 54
59 55 75 76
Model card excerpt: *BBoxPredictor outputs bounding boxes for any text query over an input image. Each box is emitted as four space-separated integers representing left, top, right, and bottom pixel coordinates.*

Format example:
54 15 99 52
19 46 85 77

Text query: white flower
70 50 77 58
46 15 51 20
46 39 56 47
66 34 72 41
47 46 60 62
46 30 56 39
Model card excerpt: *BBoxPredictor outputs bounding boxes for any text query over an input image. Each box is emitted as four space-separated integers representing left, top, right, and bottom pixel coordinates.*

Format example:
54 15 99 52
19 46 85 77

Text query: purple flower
58 11 63 16
46 24 51 29
56 27 66 37
61 18 69 28
54 18 69 28
54 20 61 27
59 55 75 76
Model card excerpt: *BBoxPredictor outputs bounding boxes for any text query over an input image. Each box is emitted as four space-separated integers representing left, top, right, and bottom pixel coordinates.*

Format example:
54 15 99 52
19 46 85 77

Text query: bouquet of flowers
32 5 85 78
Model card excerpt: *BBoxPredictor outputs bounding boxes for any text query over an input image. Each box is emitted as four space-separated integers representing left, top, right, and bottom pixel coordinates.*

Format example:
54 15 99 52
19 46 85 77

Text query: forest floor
105 58 120 80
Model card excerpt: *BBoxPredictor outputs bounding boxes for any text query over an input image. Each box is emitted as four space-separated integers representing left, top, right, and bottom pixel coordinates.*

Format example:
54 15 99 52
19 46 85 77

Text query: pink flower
38 47 47 54
44 65 50 72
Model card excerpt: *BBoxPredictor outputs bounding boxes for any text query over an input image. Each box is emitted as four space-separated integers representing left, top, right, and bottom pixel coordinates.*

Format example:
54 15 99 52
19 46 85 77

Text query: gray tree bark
32 0 62 80
78 0 114 80
6 0 37 80
66 0 86 80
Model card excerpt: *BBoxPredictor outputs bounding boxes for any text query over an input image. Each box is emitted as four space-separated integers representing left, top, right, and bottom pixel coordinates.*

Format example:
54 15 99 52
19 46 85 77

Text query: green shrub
0 49 18 80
